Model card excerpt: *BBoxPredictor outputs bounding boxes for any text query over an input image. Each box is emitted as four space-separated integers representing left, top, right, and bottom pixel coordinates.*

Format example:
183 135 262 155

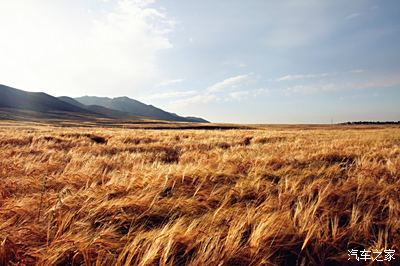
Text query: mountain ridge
0 84 96 115
57 96 144 120
0 84 209 123
75 95 208 123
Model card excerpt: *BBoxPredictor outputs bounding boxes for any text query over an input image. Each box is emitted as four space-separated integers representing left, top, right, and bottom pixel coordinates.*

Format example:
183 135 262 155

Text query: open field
0 121 399 265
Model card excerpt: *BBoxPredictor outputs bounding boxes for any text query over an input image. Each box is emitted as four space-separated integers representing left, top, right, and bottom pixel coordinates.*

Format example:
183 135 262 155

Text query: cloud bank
0 0 173 96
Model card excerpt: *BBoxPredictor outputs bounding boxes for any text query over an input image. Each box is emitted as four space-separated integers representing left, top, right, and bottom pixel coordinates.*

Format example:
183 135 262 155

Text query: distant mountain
58 96 143 119
0 84 94 114
75 96 209 123
56 96 87 109
0 84 209 123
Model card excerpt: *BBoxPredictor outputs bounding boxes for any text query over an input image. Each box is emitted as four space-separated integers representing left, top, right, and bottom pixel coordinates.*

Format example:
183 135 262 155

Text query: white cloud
169 94 218 108
132 0 156 8
206 74 250 92
229 88 269 100
345 13 361 20
276 72 339 81
229 90 249 100
157 79 184 87
165 75 264 108
285 73 400 94
168 74 250 105
143 89 197 100
285 84 335 94
0 0 173 97
277 74 317 81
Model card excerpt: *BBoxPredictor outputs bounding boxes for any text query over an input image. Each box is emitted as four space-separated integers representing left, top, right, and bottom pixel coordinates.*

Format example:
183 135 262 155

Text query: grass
0 121 399 265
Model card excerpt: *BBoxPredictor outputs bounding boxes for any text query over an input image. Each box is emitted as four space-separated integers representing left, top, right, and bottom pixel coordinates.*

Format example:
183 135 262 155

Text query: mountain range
74 96 207 122
0 84 208 123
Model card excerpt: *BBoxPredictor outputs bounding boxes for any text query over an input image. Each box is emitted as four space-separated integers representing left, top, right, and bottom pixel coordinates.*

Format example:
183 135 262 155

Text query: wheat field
0 122 399 265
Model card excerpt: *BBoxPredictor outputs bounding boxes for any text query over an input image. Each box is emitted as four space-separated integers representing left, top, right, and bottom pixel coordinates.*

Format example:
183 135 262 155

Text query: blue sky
0 0 399 123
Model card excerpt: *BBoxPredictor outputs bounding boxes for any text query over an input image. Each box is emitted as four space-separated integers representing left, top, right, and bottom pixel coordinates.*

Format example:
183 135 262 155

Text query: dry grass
0 122 399 265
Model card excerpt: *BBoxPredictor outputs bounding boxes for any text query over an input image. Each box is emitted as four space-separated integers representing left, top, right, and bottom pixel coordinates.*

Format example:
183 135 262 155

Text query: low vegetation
0 122 399 265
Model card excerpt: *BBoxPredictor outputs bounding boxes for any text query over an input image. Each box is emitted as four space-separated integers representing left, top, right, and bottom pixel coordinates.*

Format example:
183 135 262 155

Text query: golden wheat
0 122 399 265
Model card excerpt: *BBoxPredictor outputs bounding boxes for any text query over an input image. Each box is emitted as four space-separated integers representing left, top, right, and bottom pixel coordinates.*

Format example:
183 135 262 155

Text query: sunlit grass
0 122 399 265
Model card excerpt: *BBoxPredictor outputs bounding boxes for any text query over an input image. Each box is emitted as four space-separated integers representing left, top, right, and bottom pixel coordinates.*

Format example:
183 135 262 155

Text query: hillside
0 84 94 115
75 96 208 123
0 85 208 123
58 96 144 120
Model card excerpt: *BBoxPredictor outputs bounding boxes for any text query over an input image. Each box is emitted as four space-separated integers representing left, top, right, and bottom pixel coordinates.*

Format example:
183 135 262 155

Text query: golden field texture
0 122 399 265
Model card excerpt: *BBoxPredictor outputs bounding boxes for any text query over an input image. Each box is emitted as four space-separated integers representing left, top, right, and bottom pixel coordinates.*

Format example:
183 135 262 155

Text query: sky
0 0 399 123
